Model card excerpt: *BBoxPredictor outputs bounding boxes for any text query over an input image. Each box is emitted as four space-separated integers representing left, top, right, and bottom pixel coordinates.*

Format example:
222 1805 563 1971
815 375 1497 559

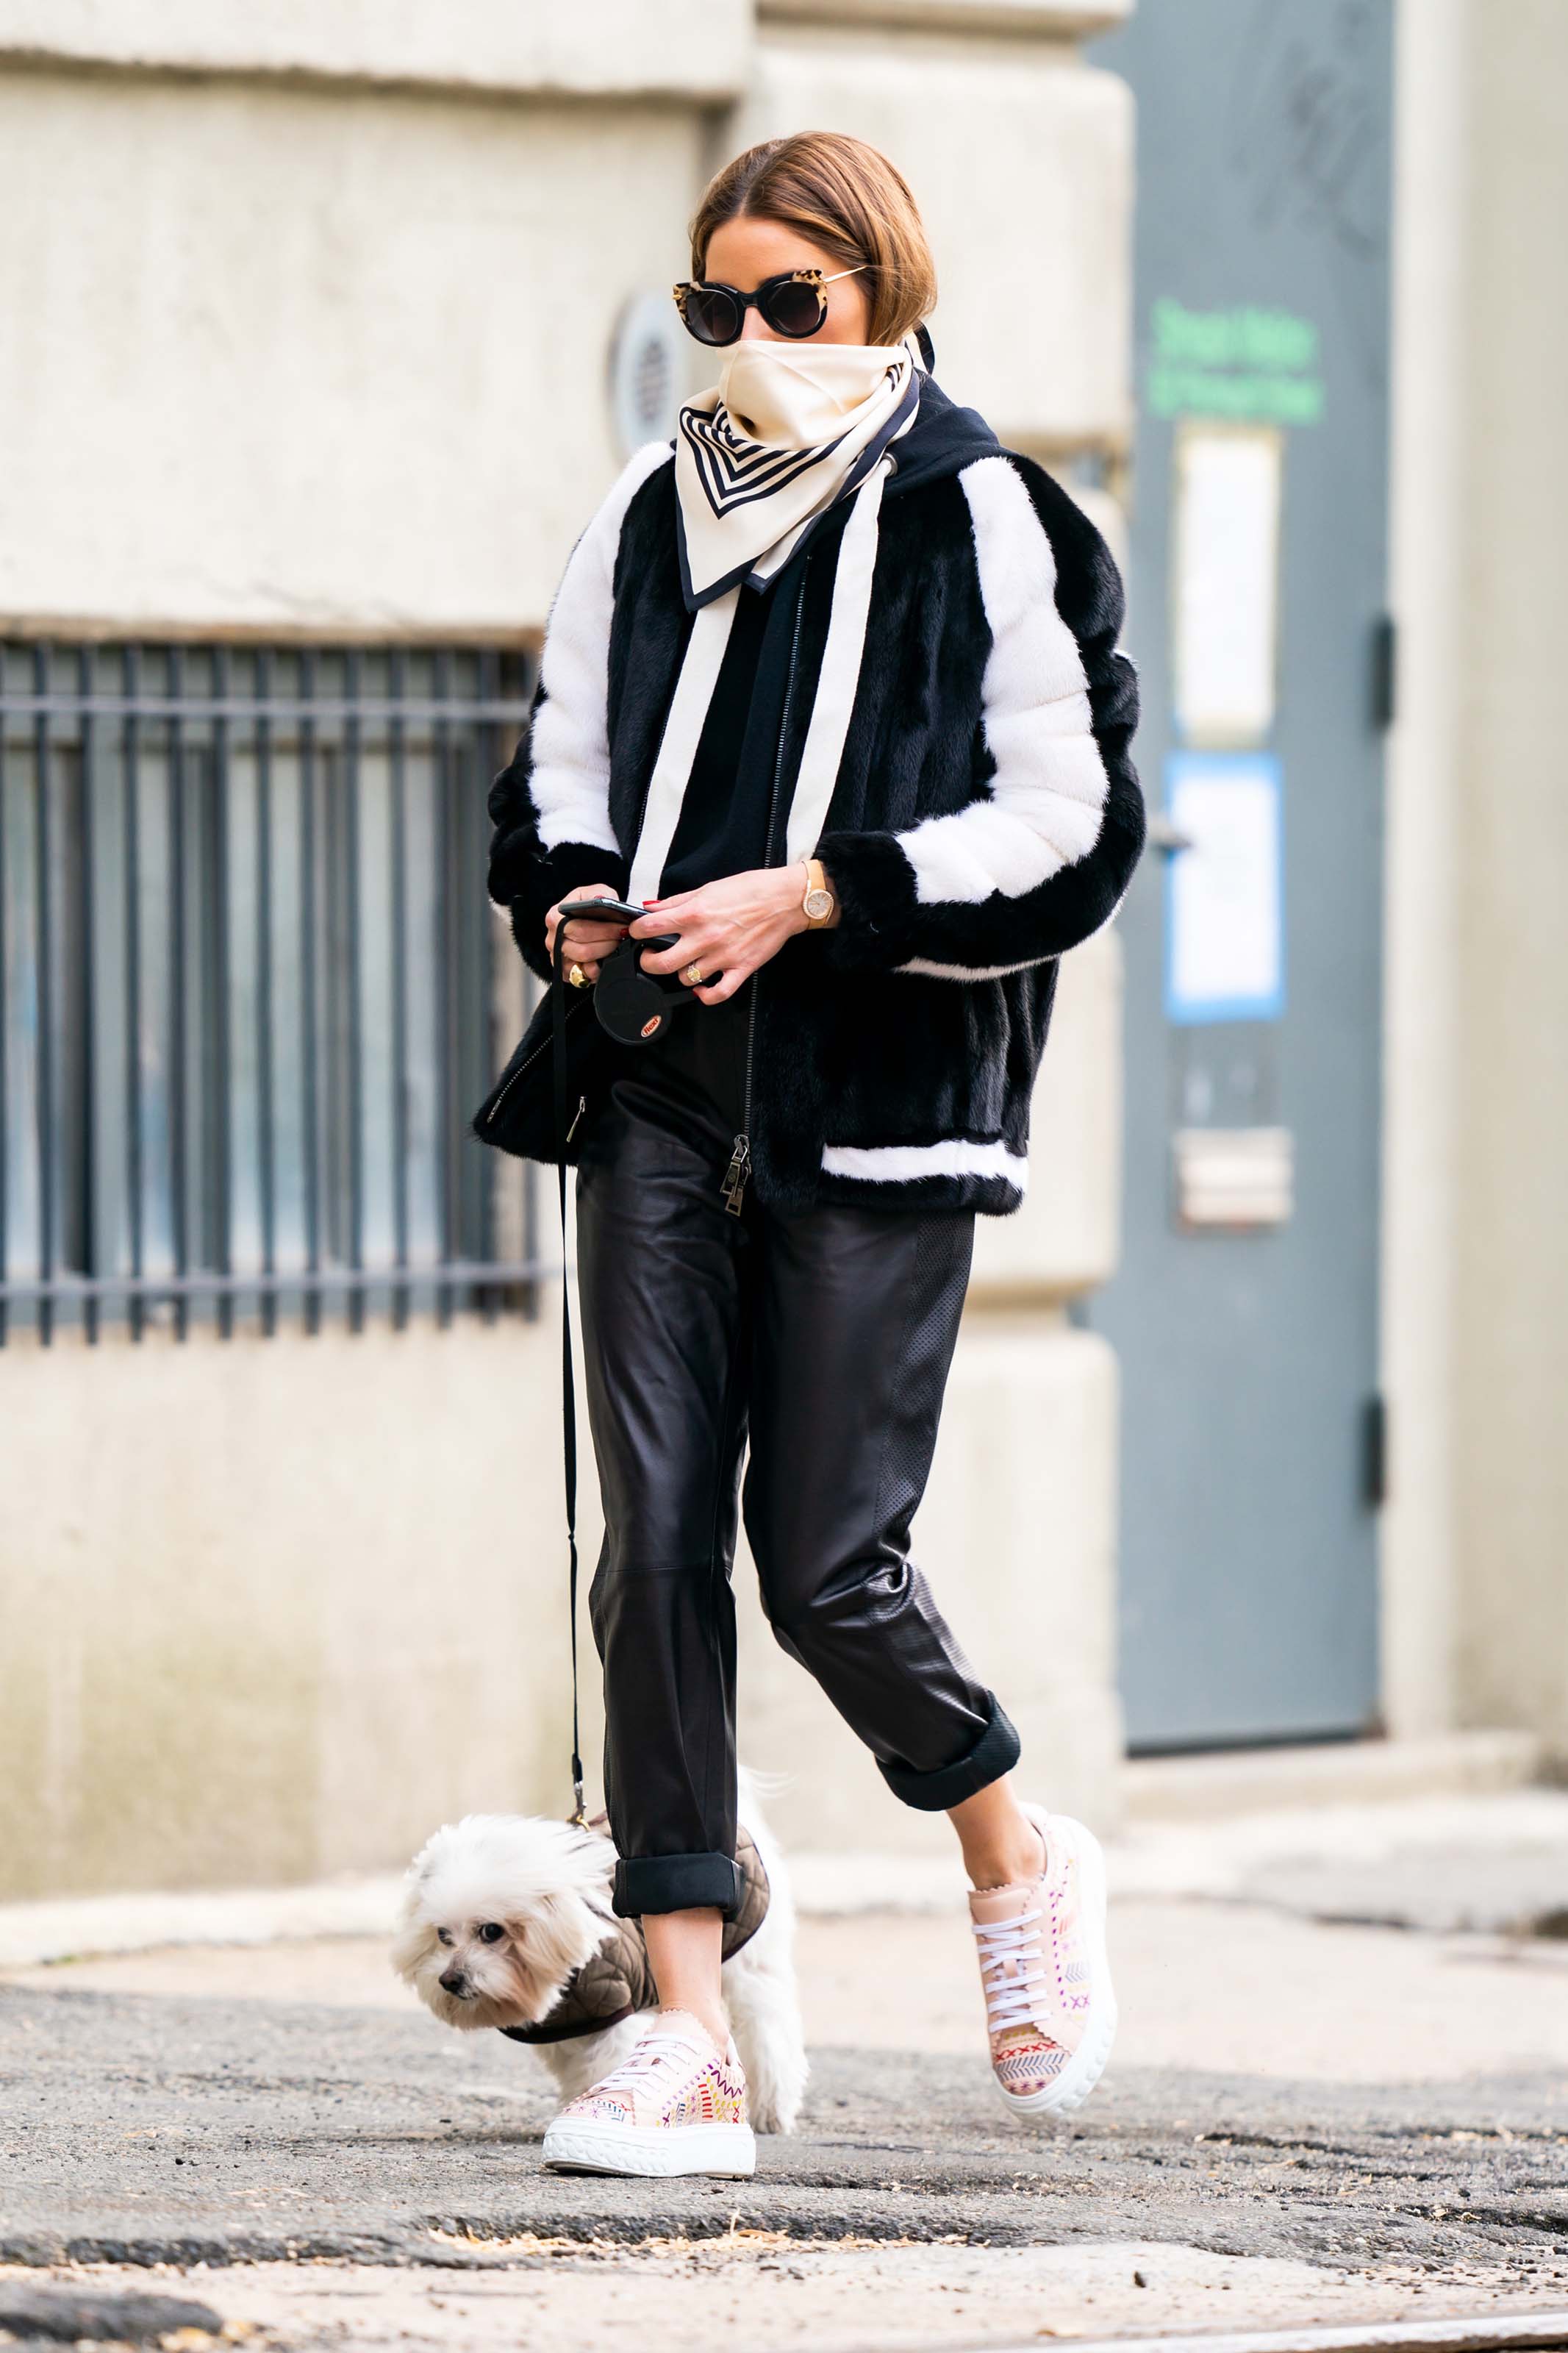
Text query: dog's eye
436 1928 454 1947
479 1922 506 1945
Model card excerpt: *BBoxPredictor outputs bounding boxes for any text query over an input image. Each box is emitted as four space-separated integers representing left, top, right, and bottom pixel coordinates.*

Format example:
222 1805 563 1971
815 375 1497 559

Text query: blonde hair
690 132 937 349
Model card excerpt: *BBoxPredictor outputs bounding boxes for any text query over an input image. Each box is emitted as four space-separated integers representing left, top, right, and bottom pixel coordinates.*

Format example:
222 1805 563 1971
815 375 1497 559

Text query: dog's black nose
438 1970 467 1996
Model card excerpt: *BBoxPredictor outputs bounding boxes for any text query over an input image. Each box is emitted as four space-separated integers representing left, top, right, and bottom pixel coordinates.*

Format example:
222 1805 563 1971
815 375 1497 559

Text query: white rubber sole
542 2117 757 2179
992 1809 1117 2124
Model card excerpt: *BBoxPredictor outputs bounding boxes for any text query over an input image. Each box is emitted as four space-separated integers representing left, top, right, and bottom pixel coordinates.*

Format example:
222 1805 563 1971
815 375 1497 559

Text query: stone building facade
3 0 1561 1907
0 0 1136 1897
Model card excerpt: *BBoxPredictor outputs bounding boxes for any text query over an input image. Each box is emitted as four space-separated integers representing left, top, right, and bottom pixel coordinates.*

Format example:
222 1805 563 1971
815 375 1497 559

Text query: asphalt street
4 1982 1567 2276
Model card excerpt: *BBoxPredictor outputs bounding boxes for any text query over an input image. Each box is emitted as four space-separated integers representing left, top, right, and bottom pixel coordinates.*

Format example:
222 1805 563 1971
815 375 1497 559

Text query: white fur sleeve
817 454 1143 979
529 440 672 855
895 456 1111 946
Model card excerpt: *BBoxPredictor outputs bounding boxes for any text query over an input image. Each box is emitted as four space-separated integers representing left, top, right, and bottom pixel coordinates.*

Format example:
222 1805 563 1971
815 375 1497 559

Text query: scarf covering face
627 338 921 902
674 338 920 608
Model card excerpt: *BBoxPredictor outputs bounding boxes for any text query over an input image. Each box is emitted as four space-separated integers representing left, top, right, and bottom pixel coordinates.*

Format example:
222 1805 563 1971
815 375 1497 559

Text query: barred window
0 641 540 1342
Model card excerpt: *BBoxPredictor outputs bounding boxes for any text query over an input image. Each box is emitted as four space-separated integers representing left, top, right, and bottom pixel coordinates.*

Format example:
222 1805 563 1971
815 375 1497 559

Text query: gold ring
568 962 592 990
680 961 706 988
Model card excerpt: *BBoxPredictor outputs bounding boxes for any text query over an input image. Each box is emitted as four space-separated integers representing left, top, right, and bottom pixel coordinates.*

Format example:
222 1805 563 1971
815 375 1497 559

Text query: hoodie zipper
723 564 808 1215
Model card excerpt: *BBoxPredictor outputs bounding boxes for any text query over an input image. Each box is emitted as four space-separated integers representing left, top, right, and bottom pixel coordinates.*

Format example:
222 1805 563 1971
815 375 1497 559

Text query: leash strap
551 932 587 1829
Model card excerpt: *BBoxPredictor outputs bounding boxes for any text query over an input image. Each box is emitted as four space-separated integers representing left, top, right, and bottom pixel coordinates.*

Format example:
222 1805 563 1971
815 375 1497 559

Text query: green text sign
1147 299 1324 426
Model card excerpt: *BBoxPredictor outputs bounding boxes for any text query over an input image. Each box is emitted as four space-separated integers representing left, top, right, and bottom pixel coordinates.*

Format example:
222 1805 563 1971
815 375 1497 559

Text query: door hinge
1362 1393 1389 1510
1371 614 1397 730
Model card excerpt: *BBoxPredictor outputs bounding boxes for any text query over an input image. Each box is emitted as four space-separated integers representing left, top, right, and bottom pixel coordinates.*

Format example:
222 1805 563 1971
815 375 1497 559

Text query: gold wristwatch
801 857 836 929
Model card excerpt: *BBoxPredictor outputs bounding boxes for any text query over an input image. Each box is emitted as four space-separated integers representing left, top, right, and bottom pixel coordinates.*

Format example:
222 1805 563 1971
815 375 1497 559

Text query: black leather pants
576 986 1021 1922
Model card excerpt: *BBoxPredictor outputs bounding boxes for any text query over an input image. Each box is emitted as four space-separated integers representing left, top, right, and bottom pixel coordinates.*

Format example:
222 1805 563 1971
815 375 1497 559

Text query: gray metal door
1088 1 1393 1747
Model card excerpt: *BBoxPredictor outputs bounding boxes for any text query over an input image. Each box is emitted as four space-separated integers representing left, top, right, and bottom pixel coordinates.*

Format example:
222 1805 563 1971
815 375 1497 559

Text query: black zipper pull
720 1134 751 1216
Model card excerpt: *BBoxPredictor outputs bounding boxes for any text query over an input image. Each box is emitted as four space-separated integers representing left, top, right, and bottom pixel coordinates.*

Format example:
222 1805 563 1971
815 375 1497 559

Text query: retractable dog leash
551 924 589 1829
548 899 688 1829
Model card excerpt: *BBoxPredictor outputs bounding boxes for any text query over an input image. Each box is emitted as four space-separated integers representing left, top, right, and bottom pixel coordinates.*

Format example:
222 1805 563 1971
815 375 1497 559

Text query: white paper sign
1172 424 1282 748
1166 751 1284 1023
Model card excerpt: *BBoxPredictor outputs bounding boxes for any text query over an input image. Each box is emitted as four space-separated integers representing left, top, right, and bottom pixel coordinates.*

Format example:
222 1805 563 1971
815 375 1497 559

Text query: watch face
803 887 833 920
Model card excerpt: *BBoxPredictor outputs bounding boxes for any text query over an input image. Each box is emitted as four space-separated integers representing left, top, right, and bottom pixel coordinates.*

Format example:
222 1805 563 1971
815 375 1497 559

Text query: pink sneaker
541 2010 756 2178
969 1807 1116 2121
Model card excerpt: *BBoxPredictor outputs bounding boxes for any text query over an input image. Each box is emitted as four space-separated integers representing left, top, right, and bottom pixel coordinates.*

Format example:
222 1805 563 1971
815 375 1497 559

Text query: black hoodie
659 372 1002 896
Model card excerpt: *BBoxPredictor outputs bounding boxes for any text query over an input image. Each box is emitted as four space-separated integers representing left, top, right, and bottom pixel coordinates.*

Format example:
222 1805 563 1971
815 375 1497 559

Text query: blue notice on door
1164 750 1285 1024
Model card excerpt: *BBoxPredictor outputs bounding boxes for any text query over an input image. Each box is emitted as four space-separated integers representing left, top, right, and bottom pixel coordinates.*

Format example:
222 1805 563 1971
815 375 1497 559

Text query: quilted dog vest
498 1827 770 2046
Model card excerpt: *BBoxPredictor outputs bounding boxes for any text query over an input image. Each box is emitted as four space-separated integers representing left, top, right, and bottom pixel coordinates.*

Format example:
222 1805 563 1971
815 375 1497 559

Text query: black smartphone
556 896 646 927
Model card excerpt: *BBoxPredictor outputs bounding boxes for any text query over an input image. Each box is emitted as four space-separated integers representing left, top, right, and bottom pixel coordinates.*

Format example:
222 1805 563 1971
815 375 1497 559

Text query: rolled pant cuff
612 1851 745 1921
878 1696 1022 1813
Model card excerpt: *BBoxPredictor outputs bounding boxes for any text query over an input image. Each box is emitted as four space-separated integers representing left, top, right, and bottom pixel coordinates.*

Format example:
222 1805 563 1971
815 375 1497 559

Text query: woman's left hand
629 865 834 1004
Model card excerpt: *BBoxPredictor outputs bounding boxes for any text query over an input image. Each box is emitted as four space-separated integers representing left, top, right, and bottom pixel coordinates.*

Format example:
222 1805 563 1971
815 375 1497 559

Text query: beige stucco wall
0 2 1137 1900
0 0 751 99
0 1 1131 640
0 1324 568 1899
732 23 1132 454
1379 0 1468 1740
0 1282 1121 1901
0 68 710 635
1383 0 1568 1757
972 930 1123 1299
1449 0 1568 1752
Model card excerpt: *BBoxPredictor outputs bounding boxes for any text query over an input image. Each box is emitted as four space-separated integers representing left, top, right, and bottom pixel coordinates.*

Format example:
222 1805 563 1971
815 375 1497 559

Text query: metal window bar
0 640 541 1343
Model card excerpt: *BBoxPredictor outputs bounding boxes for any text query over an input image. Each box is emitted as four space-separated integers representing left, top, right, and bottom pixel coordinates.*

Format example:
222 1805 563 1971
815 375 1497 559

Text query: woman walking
482 131 1143 2177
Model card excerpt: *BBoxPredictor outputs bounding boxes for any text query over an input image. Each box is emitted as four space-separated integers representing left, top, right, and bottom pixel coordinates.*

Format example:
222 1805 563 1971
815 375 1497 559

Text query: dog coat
498 1826 770 2046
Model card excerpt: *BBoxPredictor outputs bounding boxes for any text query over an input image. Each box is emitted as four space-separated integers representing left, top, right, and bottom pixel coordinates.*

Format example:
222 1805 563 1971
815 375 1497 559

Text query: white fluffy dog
393 1777 807 2134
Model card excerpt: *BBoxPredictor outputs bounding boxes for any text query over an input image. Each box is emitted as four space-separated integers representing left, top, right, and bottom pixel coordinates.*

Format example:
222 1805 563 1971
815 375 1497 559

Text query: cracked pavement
2 1985 1568 2273
4 1829 1568 2348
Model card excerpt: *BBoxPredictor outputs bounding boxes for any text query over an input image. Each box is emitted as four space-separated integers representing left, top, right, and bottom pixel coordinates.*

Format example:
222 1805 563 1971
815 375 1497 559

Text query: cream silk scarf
674 337 917 605
627 338 920 901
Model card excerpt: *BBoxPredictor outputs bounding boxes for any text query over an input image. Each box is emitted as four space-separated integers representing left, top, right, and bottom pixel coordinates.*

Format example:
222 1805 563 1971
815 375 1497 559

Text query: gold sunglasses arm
673 265 866 300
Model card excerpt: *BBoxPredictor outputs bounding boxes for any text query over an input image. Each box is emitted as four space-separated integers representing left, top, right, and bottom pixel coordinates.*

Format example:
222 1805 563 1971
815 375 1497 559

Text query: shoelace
590 2029 710 2102
973 1904 1053 2035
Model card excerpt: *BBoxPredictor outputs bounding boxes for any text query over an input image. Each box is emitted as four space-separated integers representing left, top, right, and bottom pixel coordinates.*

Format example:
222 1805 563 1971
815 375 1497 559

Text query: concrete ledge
0 1854 961 1965
761 0 1131 38
0 1856 962 1968
0 1877 404 1970
1123 1732 1548 1824
10 1779 1568 1960
0 0 751 101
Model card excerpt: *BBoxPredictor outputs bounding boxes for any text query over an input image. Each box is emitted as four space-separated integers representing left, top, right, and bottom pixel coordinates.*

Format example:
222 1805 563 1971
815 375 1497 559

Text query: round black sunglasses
671 265 867 348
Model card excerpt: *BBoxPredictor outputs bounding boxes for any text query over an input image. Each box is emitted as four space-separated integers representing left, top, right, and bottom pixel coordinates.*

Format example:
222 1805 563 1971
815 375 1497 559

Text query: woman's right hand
543 882 629 984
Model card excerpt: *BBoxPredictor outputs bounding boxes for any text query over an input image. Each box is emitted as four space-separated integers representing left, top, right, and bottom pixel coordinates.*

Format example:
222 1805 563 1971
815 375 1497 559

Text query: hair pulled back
690 131 937 349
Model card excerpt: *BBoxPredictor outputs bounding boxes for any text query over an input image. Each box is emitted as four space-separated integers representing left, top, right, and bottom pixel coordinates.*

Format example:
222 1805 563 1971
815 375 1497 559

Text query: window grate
0 640 542 1343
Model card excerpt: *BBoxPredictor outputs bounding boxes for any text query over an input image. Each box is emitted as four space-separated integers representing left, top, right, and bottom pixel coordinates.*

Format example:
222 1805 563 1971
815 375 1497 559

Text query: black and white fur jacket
482 375 1142 1217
